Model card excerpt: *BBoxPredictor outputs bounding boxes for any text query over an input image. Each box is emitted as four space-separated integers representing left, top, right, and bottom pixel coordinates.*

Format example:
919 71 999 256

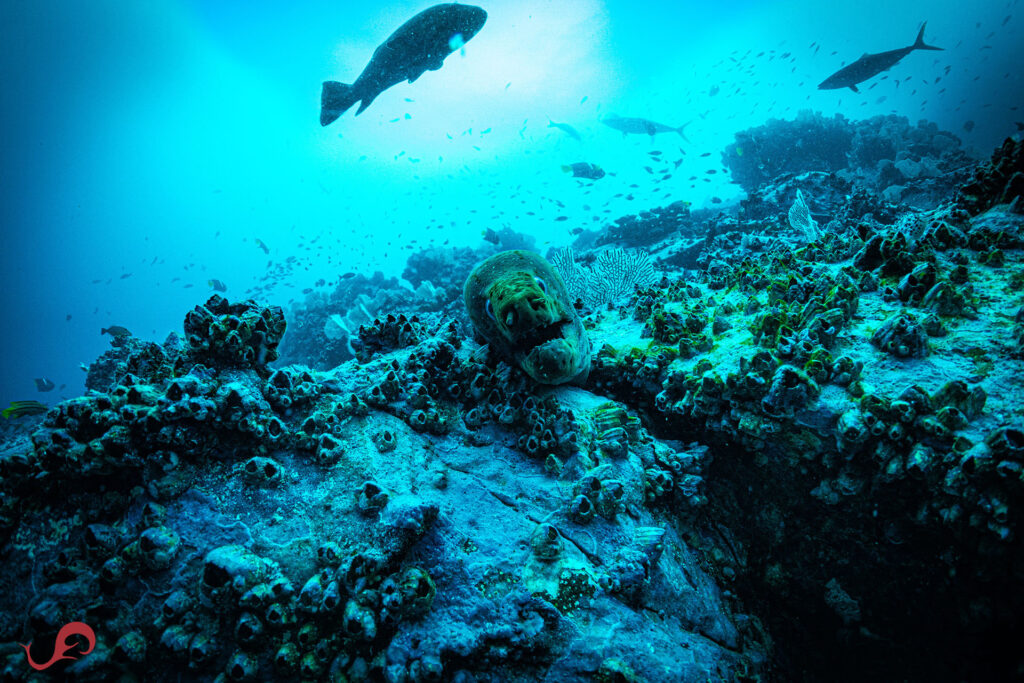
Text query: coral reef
1 116 1021 683
278 272 449 370
577 133 1024 681
723 112 976 208
549 247 658 311
0 294 760 682
954 136 1024 216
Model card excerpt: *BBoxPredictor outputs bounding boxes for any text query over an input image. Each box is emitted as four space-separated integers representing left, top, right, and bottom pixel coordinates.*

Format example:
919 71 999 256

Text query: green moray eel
464 250 590 385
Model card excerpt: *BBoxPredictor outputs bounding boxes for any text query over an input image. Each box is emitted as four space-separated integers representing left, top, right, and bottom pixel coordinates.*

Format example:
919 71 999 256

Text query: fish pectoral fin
354 91 379 116
849 84 860 93
408 59 442 82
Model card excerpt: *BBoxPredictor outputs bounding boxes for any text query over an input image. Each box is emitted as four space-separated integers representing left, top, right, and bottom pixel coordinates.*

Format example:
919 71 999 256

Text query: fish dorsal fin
860 53 868 59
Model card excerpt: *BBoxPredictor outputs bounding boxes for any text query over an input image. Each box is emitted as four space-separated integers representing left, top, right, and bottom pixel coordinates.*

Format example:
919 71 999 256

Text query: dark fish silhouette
819 23 942 93
34 378 56 392
548 119 582 141
320 3 487 125
101 326 131 337
601 115 690 141
562 162 605 180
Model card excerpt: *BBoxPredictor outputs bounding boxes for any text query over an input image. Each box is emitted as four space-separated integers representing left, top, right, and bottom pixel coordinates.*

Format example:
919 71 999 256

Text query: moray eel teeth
465 250 591 385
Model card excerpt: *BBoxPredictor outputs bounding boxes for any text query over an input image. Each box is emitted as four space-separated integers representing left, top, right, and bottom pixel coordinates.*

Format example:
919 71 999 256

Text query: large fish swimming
320 3 487 126
601 115 690 141
818 23 942 93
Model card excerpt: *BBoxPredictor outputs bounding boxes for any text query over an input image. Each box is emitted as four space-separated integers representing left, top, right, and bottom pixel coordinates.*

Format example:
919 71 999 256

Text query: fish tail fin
320 81 358 126
561 165 572 173
912 22 943 51
676 121 692 142
100 327 108 335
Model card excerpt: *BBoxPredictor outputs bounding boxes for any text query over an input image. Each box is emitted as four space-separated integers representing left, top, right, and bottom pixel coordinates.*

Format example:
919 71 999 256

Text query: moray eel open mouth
464 250 591 385
519 320 568 349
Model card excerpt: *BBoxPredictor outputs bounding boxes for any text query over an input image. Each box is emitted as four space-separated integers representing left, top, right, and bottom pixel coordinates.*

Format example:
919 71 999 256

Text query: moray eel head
464 250 590 385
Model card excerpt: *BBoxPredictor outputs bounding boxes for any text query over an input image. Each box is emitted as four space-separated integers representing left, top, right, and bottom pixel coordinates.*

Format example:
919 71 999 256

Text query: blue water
2 0 1021 410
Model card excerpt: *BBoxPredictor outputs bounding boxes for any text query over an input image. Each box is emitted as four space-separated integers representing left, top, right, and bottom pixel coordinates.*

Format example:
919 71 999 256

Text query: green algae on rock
464 250 591 385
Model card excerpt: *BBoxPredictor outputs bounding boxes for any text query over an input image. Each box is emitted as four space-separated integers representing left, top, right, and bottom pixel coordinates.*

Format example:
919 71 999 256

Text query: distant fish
483 228 500 245
255 238 270 254
601 114 690 141
320 3 487 125
548 119 582 141
818 23 942 93
208 278 228 292
2 400 48 419
562 162 605 180
101 326 131 338
34 378 56 392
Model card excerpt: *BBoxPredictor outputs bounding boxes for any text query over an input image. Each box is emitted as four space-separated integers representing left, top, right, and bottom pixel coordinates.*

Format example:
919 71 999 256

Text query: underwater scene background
1 0 1023 680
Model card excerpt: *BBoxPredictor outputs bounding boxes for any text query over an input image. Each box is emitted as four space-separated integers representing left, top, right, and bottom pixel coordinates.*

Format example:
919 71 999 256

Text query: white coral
788 189 820 242
551 247 658 310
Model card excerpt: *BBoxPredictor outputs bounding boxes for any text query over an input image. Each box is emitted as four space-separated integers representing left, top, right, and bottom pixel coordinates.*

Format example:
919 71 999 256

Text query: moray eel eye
485 299 495 321
534 276 547 293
